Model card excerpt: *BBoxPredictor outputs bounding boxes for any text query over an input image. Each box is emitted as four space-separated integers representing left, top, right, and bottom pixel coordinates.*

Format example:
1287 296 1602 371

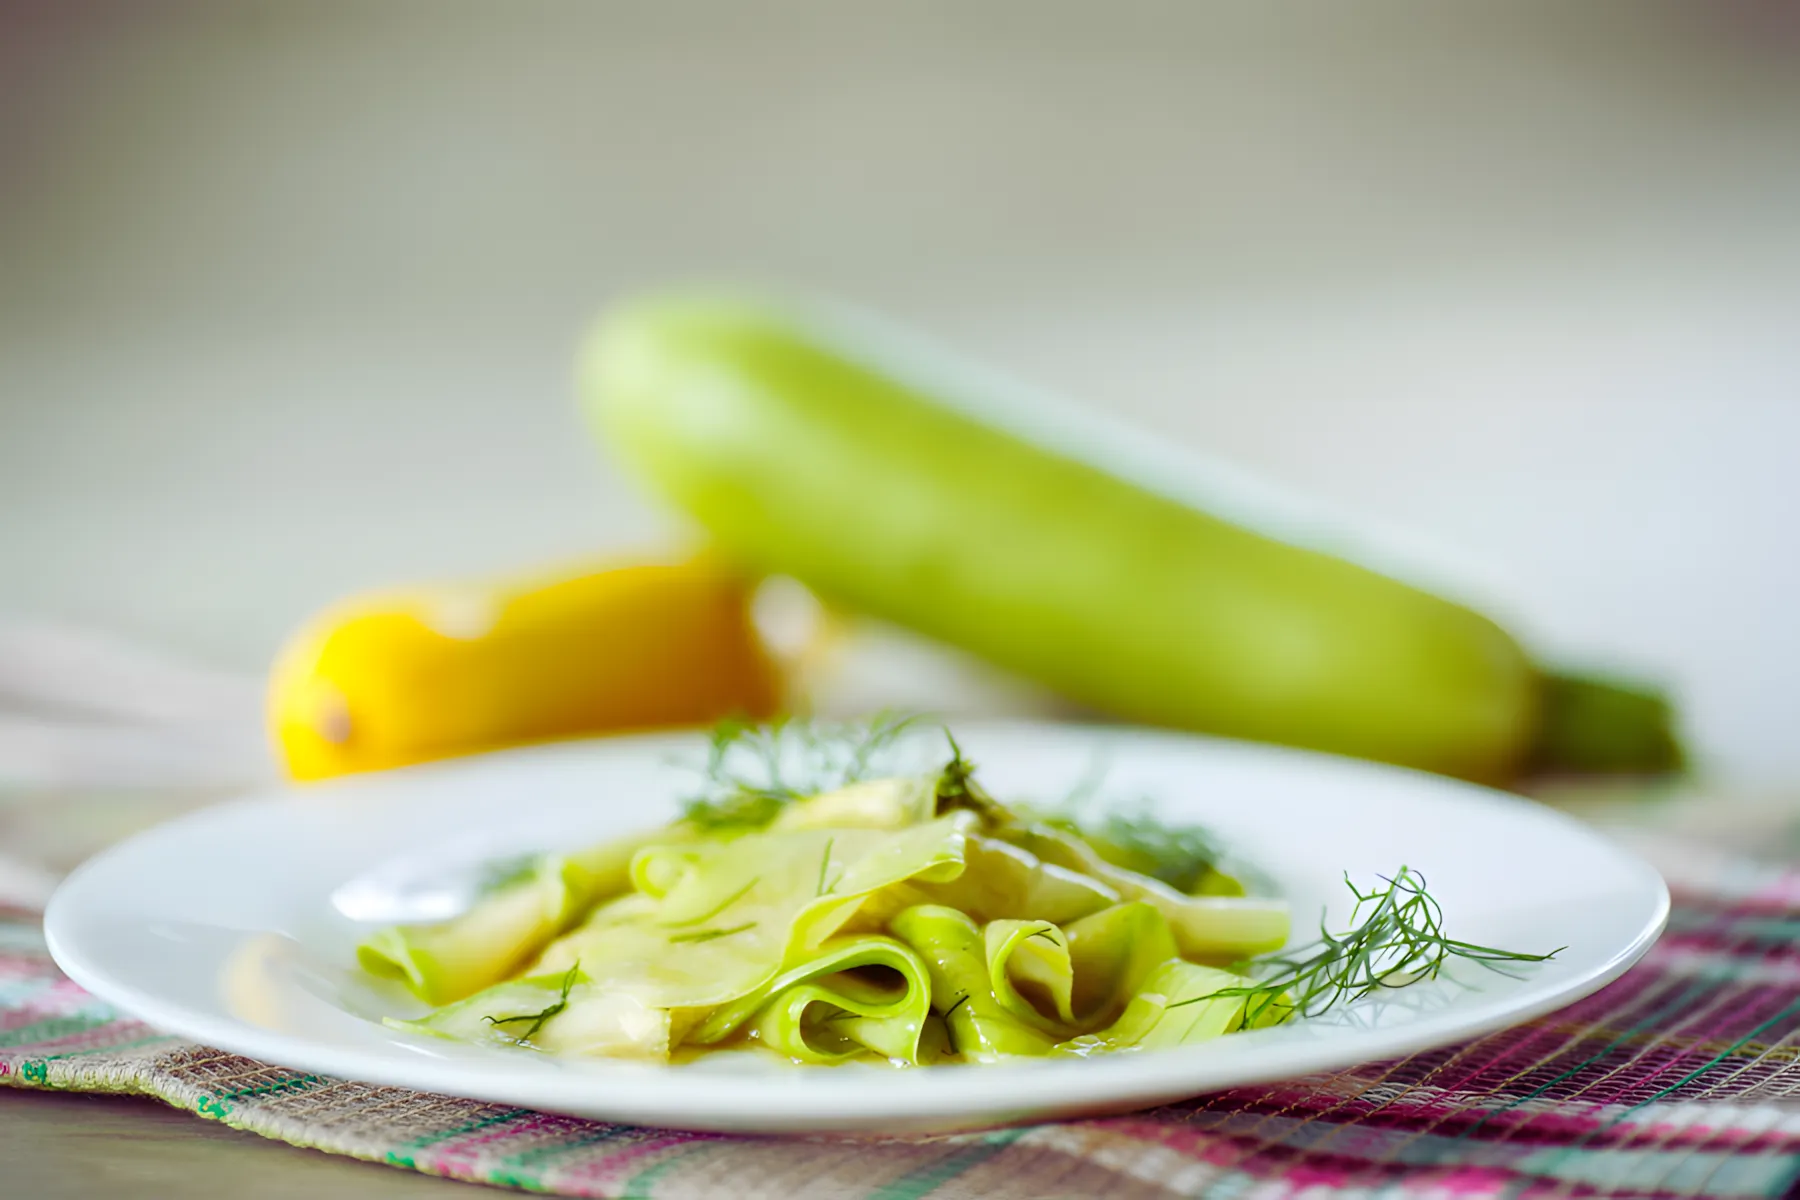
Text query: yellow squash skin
582 294 1541 784
269 555 782 780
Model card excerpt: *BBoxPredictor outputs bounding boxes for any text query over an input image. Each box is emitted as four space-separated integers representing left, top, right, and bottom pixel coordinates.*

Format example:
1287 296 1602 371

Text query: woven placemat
8 829 1800 1200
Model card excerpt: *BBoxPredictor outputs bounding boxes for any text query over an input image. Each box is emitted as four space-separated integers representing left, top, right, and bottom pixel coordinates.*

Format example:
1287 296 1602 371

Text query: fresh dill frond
1084 808 1227 894
932 730 1001 821
844 713 919 781
474 853 542 897
1042 761 1231 893
1174 867 1561 1025
482 960 580 1042
942 994 969 1019
816 838 836 896
680 712 922 830
667 921 758 945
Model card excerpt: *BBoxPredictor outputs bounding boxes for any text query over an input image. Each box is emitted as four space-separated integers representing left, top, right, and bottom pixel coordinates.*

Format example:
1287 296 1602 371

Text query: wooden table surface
0 1090 475 1198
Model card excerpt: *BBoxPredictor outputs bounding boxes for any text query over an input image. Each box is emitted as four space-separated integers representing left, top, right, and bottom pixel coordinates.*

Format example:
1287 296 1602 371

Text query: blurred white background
2 1 1796 779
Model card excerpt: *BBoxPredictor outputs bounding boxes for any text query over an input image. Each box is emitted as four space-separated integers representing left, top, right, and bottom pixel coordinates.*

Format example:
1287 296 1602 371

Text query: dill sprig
680 713 921 830
931 731 1002 822
1178 867 1562 1024
475 853 542 897
677 717 1242 897
1086 809 1228 894
1044 762 1231 893
482 960 580 1042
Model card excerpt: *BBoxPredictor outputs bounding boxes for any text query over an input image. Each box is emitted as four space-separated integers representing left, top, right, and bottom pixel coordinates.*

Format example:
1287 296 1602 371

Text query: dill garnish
1027 928 1063 947
667 921 757 945
482 960 580 1042
662 877 759 929
943 994 969 1019
1044 764 1230 893
931 731 999 822
679 716 1007 834
681 713 921 830
816 838 835 897
1173 867 1561 1024
1084 810 1228 894
475 853 541 897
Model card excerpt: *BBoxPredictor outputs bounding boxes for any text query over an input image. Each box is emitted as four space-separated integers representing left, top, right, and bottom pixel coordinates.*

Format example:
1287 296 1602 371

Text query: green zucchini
580 290 1679 784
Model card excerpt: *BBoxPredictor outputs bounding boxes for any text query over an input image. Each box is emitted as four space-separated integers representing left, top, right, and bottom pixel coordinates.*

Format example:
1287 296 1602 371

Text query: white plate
45 723 1667 1135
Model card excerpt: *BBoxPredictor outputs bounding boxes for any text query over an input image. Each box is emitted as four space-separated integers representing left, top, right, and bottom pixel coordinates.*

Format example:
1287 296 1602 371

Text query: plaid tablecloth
6 784 1800 1199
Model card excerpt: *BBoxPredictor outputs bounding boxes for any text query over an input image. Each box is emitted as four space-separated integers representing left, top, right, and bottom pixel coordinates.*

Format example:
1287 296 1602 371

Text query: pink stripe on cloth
553 1132 708 1189
420 1110 562 1172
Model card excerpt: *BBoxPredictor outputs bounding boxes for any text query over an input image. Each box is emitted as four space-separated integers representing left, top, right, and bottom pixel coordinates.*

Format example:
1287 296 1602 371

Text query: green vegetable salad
359 719 1553 1065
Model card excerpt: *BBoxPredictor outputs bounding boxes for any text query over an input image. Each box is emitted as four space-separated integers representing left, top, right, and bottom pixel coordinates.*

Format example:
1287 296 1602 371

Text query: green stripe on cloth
1616 995 1800 1118
0 1014 116 1049
216 1072 325 1104
862 1129 1030 1200
1456 973 1723 1140
384 1107 533 1168
494 1123 637 1171
1516 1146 1800 1197
1518 995 1800 1194
616 1142 716 1197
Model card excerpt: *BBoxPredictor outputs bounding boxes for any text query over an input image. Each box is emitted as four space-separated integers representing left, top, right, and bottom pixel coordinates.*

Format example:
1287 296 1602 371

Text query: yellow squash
269 555 782 780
